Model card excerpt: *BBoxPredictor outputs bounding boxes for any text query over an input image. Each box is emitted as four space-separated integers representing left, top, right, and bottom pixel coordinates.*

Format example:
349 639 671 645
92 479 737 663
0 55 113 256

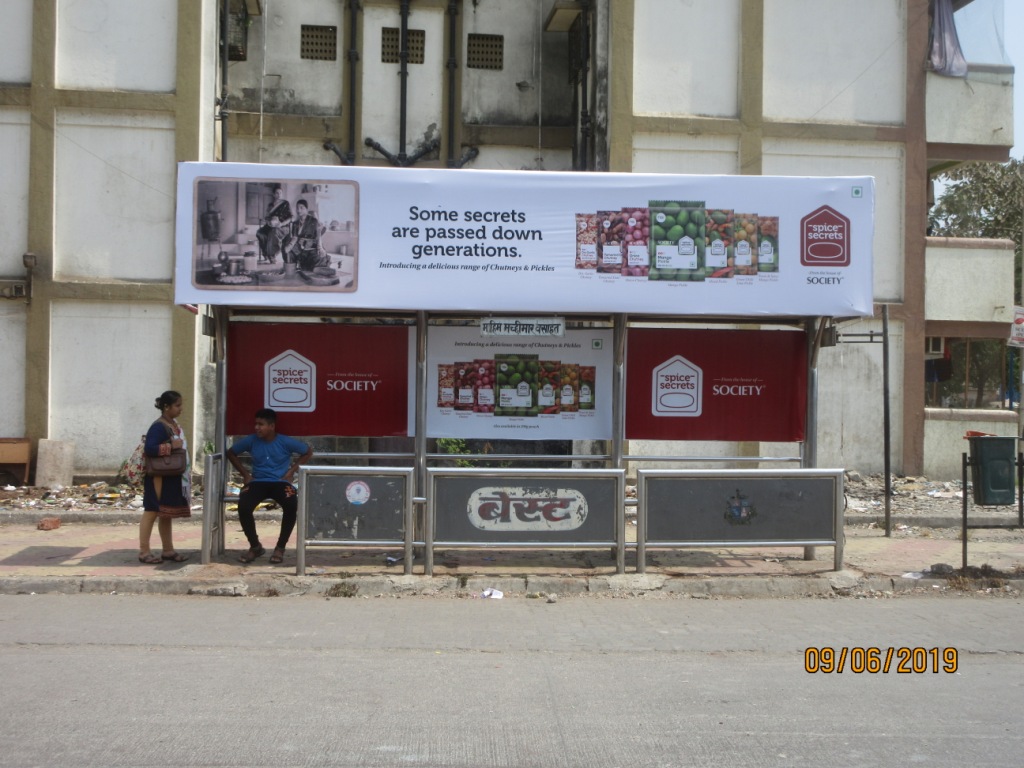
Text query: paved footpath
0 508 1022 598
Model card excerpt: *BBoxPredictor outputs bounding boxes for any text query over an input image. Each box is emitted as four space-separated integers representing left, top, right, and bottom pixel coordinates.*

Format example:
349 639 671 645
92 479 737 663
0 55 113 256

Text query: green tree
928 159 1022 408
929 158 1023 304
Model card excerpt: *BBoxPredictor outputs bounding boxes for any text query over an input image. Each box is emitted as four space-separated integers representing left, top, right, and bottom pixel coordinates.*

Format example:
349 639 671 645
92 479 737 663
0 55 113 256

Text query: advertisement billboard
426 325 614 440
225 323 415 437
176 163 875 317
626 328 807 441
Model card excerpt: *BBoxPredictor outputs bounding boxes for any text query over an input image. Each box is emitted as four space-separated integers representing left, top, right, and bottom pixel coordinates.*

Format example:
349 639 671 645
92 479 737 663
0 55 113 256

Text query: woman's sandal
137 552 162 564
161 552 189 563
269 548 285 565
238 546 266 563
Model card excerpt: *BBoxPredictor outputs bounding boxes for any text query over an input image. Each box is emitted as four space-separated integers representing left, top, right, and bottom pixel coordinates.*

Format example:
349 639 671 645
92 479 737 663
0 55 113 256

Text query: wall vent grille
382 27 425 64
467 33 504 70
301 25 338 61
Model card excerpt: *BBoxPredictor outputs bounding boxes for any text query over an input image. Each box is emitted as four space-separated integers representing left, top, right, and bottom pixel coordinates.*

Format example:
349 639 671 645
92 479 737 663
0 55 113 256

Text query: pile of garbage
0 480 202 512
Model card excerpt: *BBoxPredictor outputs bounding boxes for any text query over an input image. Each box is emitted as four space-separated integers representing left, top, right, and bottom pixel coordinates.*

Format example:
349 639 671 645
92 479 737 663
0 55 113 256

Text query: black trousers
237 481 298 551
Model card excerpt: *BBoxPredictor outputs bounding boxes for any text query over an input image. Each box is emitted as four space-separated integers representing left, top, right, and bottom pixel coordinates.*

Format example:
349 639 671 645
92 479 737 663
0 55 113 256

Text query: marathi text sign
430 470 621 544
176 162 875 317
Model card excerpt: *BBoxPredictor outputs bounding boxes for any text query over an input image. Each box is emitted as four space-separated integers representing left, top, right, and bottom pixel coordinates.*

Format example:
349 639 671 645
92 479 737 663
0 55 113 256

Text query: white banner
176 162 874 317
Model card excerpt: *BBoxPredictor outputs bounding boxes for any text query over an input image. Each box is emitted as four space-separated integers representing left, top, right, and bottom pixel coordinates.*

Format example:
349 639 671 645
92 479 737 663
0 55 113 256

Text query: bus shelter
177 162 875 575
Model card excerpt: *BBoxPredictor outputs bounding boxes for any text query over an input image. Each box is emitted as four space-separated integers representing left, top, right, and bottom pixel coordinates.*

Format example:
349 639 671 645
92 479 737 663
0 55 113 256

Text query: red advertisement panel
626 329 806 442
226 323 411 437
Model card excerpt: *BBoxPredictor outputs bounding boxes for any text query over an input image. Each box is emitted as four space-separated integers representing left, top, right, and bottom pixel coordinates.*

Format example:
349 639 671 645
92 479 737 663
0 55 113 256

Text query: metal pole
398 0 410 164
413 310 427 575
346 0 359 164
964 337 971 406
219 0 229 161
1018 451 1023 527
612 313 626 471
215 307 229 556
962 451 968 571
296 468 307 576
578 1 591 170
445 0 458 166
612 314 626 568
803 319 822 560
883 305 892 536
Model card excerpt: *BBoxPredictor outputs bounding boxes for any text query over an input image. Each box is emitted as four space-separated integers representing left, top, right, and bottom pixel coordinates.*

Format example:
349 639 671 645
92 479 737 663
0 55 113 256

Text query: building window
381 27 425 64
301 25 338 61
467 33 504 70
227 6 249 61
925 338 1015 409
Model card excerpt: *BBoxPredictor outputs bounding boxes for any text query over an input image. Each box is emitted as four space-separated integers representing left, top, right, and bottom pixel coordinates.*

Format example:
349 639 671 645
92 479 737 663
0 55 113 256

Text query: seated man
226 408 313 565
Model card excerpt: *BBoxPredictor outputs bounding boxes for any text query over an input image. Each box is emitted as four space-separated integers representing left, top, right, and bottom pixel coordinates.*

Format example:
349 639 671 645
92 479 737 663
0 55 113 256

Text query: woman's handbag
145 447 187 476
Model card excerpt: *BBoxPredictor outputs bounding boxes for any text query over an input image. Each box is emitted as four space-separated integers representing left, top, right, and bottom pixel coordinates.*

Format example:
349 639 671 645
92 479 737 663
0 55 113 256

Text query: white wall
461 0 557 125
925 239 1015 323
361 4 445 162
0 108 31 440
633 0 741 118
762 138 905 304
54 110 177 280
924 409 1019 480
926 70 1015 148
0 0 32 84
50 301 175 472
815 317 903 474
632 133 740 174
227 0 345 116
0 109 31 273
56 0 178 92
0 305 27 438
230 136 346 166
471 146 572 171
764 0 905 125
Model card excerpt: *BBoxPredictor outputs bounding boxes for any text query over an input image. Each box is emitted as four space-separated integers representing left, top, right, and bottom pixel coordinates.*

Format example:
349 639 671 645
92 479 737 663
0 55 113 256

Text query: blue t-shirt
229 433 309 483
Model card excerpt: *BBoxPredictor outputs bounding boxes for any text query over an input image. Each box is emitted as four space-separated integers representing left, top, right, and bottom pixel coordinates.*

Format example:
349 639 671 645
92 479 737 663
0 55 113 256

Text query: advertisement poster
177 162 875 317
427 326 614 440
625 328 807 442
225 323 415 437
1010 306 1024 348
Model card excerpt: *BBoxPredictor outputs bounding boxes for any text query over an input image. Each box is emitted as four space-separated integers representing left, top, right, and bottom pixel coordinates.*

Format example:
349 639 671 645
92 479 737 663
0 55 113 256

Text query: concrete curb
3 572 1019 599
4 509 1006 528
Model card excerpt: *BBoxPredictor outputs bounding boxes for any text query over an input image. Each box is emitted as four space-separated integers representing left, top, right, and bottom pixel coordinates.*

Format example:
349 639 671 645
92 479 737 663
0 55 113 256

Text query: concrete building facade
0 0 1015 481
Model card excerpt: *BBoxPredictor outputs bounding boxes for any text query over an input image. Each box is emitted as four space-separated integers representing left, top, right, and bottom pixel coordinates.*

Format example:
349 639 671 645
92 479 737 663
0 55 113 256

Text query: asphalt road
0 593 1021 768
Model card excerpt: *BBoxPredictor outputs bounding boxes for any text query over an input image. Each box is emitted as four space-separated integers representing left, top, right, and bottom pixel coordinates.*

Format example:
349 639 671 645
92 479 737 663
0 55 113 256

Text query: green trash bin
969 436 1017 506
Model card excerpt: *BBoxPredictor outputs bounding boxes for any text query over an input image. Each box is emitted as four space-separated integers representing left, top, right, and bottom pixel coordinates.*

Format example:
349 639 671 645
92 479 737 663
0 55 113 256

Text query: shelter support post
803 318 825 561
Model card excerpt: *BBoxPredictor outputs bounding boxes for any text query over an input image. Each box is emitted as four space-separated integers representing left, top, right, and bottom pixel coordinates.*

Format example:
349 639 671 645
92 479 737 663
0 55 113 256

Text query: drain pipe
217 0 230 161
578 1 591 170
346 0 359 164
445 0 458 167
323 141 355 165
398 0 411 164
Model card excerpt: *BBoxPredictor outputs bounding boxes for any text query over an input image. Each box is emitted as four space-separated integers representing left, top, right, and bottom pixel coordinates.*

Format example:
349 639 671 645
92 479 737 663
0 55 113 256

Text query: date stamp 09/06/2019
804 647 958 674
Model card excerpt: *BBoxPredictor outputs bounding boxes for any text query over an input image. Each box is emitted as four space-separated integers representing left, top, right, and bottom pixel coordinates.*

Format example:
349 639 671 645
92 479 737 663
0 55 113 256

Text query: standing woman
138 390 191 563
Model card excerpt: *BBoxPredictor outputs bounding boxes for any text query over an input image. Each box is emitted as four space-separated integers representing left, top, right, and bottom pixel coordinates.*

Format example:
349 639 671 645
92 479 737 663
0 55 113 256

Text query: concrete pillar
35 439 75 488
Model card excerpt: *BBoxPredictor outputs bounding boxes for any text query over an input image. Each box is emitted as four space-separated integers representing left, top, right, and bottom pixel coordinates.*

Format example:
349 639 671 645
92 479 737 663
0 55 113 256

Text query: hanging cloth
930 0 969 77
